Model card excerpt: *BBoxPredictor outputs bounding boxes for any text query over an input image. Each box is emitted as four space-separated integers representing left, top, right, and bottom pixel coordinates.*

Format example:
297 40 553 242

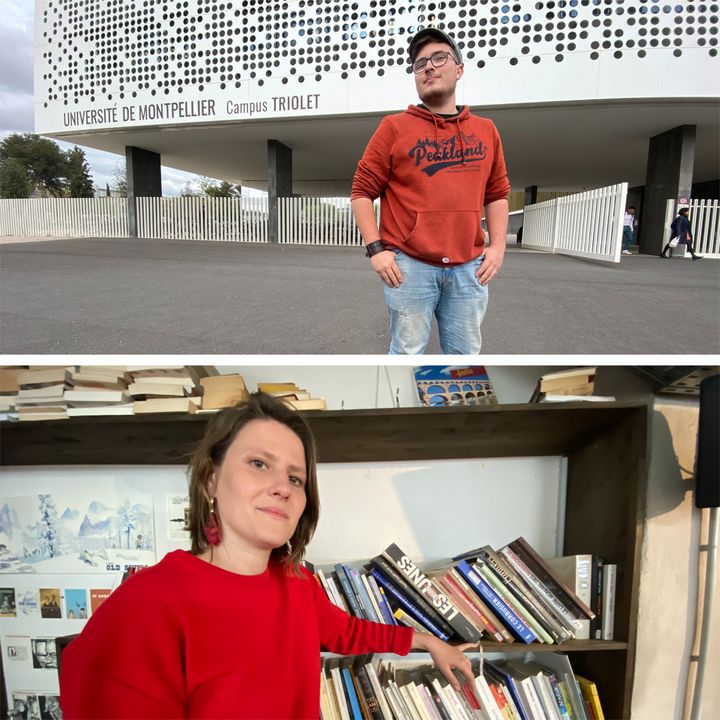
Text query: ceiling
48 98 720 194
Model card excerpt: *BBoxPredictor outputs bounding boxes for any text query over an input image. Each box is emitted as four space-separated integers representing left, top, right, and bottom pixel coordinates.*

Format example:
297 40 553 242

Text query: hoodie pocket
405 210 484 264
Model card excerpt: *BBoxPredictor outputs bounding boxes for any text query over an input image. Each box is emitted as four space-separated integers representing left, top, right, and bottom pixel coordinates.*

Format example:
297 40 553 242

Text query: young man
351 28 511 354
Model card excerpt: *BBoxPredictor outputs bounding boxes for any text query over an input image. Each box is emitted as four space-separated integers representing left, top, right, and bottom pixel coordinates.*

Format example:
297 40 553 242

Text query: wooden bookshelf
0 401 646 718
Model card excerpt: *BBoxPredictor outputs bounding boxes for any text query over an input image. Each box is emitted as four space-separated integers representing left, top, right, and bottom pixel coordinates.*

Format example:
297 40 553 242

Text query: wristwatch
365 240 386 258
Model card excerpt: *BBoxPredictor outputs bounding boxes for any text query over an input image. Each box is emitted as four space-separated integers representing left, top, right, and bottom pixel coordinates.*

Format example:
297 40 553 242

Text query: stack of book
529 367 614 403
15 367 74 421
0 366 23 421
320 652 606 720
257 382 327 411
128 366 216 414
200 374 249 410
64 367 134 417
315 539 615 647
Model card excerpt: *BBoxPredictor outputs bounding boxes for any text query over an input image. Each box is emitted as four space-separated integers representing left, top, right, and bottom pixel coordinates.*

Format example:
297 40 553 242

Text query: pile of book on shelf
314 539 615 647
198 377 328 411
129 366 216 414
0 366 22 421
320 652 605 720
14 367 73 421
256 381 327 410
529 368 615 403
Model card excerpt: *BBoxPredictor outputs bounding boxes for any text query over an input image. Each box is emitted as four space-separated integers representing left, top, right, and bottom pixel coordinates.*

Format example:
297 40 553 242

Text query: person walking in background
660 207 703 260
621 206 636 255
351 28 511 355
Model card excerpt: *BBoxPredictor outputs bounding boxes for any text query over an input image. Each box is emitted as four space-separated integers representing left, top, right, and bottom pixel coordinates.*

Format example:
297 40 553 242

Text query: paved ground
1 237 718 354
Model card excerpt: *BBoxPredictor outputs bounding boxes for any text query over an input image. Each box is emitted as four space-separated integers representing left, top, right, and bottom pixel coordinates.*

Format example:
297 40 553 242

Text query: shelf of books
0 401 646 719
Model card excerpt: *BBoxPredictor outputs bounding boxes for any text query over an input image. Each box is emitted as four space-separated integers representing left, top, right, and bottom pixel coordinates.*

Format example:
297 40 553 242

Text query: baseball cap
408 27 463 65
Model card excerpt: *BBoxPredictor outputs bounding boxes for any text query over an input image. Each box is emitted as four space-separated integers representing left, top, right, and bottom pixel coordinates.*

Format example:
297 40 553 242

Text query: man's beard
418 79 456 106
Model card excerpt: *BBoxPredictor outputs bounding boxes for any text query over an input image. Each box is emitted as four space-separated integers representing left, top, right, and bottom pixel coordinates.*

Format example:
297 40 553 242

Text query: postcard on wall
15 588 39 618
30 637 57 670
38 588 62 619
90 588 111 615
414 366 497 407
167 495 191 541
0 486 157 574
4 635 31 664
0 587 17 617
64 588 89 620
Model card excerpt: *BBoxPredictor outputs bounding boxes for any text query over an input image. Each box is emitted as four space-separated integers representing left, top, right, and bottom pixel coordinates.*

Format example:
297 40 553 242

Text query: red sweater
351 104 511 266
60 550 413 718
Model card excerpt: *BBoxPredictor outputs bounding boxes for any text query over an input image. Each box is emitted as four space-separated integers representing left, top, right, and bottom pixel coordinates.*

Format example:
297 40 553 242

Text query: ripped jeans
383 249 489 355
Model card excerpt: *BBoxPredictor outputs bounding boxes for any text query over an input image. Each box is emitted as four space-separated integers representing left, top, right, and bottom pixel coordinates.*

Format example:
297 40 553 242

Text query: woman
660 207 702 260
60 392 476 718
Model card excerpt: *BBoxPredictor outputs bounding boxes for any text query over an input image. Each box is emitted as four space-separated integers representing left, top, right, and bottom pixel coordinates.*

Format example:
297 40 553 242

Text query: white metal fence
277 196 366 245
136 196 268 242
664 198 720 257
523 183 627 263
0 198 127 237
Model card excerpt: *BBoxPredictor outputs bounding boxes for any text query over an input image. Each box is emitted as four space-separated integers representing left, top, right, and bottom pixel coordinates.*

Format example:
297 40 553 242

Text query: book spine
353 665 379 720
434 574 498 642
518 679 546 720
369 568 451 641
479 548 570 643
445 570 511 643
393 608 428 634
557 681 576 720
422 674 454 720
455 561 536 644
328 572 351 614
367 574 397 625
499 547 581 634
601 564 616 641
350 567 380 622
510 538 594 619
342 667 365 720
382 544 481 642
365 662 394 720
335 563 367 619
372 556 455 638
331 666 352 720
474 559 554 644
474 676 506 720
592 560 604 640
548 674 571 720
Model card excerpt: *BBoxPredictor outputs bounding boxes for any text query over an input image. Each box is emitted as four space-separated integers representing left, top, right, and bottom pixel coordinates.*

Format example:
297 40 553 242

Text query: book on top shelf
414 366 497 407
17 367 73 387
133 397 201 414
529 367 600 403
200 374 249 409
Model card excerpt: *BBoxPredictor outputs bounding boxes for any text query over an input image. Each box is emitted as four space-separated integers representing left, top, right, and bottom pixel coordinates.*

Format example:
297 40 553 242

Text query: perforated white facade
35 0 719 133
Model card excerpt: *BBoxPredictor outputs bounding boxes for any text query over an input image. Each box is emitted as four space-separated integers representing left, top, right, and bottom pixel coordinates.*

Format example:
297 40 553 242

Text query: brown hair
187 392 320 572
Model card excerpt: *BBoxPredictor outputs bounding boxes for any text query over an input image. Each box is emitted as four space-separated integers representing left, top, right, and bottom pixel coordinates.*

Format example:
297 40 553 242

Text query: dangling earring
203 497 221 546
286 540 293 554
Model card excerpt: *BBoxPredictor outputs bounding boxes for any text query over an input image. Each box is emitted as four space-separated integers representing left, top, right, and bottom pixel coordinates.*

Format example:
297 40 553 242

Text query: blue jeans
383 250 489 354
622 227 633 250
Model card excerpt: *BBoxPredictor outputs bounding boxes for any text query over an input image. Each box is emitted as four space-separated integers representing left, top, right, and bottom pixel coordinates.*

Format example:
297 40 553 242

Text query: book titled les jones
414 366 497 407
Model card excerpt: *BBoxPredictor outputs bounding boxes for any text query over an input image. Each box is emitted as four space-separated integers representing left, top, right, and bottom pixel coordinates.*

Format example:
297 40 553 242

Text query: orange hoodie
351 104 510 266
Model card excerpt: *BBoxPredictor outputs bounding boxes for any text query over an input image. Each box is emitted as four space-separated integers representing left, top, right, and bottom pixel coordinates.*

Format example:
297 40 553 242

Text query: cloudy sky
0 1 228 196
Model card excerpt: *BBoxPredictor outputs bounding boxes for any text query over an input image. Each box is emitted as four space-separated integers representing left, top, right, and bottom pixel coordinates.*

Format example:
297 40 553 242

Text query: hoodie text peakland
351 104 511 267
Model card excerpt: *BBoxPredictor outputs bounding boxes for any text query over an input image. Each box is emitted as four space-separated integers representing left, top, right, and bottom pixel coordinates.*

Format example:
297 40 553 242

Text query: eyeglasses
412 51 457 74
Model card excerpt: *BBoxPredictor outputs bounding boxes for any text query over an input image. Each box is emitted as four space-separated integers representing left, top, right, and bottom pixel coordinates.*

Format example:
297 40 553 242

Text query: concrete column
126 146 162 238
639 125 695 255
267 139 293 244
524 185 538 207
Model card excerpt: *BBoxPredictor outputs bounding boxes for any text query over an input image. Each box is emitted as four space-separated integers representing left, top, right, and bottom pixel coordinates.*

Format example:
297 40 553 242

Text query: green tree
0 158 33 198
112 160 127 197
0 133 67 196
64 146 95 197
199 177 241 197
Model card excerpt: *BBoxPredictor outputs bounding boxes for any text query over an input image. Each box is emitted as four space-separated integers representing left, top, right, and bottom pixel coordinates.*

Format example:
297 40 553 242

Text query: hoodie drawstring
455 117 466 164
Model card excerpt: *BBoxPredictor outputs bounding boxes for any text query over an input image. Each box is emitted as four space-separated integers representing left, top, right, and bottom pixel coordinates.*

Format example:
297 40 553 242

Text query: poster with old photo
0 486 156 574
38 589 62 619
10 691 41 720
4 635 31 665
15 588 40 618
1 586 17 616
30 637 57 669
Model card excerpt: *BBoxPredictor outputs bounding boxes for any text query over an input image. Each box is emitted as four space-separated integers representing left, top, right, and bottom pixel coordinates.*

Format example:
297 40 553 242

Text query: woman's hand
410 632 477 693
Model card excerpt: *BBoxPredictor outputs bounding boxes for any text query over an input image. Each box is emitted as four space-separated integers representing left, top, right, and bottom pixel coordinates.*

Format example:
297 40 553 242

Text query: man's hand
411 632 477 694
371 250 403 288
475 244 505 286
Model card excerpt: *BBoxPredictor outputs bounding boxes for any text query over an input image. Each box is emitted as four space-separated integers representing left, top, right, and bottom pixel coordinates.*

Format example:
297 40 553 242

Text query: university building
34 0 719 251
